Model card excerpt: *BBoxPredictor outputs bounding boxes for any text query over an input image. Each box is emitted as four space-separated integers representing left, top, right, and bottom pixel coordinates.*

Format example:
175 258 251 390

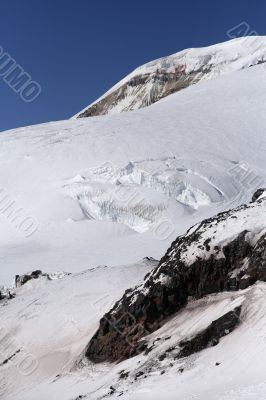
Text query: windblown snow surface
0 59 266 398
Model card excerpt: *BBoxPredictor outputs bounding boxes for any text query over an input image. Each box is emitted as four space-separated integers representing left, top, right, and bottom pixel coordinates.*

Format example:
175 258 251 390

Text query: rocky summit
74 37 266 118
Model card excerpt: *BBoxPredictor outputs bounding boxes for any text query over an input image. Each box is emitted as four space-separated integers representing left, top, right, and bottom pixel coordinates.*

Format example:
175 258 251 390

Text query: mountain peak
74 36 266 118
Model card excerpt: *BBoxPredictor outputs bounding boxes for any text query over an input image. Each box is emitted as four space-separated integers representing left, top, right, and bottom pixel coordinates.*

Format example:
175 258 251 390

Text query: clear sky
0 0 265 132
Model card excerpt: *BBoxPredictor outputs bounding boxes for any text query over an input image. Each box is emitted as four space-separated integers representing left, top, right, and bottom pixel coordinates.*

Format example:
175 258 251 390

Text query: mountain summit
74 36 266 118
1 37 266 400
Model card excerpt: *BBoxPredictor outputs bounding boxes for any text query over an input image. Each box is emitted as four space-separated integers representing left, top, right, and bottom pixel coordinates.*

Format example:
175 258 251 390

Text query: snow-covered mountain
1 61 266 285
1 38 266 400
1 192 266 400
74 36 266 118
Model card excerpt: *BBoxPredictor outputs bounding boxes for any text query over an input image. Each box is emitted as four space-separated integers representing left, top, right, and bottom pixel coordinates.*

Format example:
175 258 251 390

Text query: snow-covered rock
86 192 266 362
74 36 266 118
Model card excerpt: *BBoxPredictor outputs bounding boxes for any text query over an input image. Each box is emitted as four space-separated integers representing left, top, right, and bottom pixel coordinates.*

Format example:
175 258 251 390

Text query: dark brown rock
77 66 210 118
178 306 241 358
85 195 266 363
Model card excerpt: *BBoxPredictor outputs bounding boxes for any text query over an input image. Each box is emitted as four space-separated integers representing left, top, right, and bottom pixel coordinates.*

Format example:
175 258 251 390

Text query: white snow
1 64 266 286
179 199 266 265
2 273 266 400
0 44 266 399
73 36 266 117
0 259 156 399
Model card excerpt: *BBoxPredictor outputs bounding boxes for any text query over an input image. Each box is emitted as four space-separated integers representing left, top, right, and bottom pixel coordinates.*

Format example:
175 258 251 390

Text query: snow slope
0 258 157 399
1 63 266 286
74 36 266 118
0 42 266 400
2 262 266 400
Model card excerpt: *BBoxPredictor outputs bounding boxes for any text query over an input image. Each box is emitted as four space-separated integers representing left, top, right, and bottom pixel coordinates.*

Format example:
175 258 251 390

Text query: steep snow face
0 258 157 399
1 64 266 285
74 36 266 118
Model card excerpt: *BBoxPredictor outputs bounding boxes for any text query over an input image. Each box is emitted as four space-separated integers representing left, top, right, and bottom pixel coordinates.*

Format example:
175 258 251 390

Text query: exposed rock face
252 188 266 202
244 233 266 287
74 37 266 118
14 270 71 288
77 67 204 118
86 191 266 363
0 288 15 301
0 291 6 301
15 270 47 287
178 306 242 358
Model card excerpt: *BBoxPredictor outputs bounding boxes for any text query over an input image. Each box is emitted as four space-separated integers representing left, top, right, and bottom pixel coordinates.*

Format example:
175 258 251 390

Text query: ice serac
74 36 266 118
86 190 266 362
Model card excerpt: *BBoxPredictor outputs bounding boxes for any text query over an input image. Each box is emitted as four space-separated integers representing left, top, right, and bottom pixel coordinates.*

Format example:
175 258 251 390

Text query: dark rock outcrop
178 306 242 358
0 288 15 301
251 188 266 202
75 40 266 119
15 270 48 288
241 233 266 288
86 194 266 363
77 67 203 118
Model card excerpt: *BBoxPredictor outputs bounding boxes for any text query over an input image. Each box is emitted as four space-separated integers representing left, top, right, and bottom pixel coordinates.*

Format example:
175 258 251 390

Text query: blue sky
0 0 265 131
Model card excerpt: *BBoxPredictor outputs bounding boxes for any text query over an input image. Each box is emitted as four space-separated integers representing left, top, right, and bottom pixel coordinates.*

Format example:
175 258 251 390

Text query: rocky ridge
75 37 266 118
86 189 266 362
